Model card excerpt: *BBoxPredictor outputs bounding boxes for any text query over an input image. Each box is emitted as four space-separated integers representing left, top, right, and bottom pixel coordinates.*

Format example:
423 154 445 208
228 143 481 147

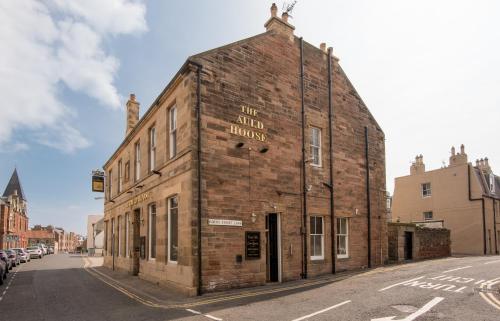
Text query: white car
40 244 48 255
27 246 43 259
12 248 30 263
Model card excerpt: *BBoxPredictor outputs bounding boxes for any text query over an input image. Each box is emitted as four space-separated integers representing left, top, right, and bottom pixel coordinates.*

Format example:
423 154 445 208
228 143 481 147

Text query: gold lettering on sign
230 105 267 142
127 192 150 208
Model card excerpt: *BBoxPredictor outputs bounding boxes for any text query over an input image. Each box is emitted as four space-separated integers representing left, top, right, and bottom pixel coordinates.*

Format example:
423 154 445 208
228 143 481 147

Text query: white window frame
125 213 130 258
148 204 156 260
423 211 433 221
135 142 141 181
117 215 122 257
118 159 123 193
310 216 324 260
422 183 432 198
149 126 156 172
168 196 178 264
337 217 349 259
108 170 113 199
169 107 177 159
310 127 322 167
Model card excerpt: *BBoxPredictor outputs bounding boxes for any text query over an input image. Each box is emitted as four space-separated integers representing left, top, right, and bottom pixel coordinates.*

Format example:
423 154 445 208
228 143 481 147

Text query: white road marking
442 266 472 273
371 297 444 321
485 260 500 265
379 276 425 292
186 308 223 320
291 300 351 321
186 309 201 315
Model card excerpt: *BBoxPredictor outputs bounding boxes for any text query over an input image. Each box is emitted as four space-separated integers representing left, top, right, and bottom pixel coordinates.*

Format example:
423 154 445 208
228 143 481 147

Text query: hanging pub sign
92 170 105 192
245 231 261 259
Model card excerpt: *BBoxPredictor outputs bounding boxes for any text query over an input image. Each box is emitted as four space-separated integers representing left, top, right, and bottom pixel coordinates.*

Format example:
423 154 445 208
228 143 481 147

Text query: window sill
337 255 349 260
310 256 324 261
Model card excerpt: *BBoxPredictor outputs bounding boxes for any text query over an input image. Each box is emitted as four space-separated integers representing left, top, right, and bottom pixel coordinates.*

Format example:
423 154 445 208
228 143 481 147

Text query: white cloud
0 0 147 153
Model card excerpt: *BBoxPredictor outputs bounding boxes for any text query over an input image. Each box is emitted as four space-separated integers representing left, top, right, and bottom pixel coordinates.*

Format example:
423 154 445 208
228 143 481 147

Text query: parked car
12 248 30 263
48 247 54 254
0 250 12 271
27 246 43 259
0 250 8 283
40 244 48 255
5 249 20 267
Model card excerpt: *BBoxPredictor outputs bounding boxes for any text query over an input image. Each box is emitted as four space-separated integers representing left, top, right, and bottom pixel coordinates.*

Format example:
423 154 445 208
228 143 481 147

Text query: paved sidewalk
80 256 455 309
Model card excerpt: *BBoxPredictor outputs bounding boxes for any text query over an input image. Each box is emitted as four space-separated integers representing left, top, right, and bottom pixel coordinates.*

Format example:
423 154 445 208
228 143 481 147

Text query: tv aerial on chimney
282 1 297 18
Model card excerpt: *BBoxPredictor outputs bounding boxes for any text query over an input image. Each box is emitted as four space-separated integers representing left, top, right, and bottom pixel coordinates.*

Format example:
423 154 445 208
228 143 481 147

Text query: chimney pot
281 12 289 23
130 93 136 101
320 43 326 52
270 3 277 17
451 146 456 156
460 144 465 154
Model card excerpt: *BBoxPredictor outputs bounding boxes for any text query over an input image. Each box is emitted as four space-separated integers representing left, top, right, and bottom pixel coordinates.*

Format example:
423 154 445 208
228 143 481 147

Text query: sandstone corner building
103 4 387 296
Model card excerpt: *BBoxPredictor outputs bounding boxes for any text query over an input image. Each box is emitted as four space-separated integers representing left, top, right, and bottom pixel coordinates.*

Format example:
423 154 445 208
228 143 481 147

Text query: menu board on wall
245 231 261 259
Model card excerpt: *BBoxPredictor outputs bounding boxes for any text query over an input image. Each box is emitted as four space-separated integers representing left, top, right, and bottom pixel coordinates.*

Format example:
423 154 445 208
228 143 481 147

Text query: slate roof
475 167 500 198
2 169 26 201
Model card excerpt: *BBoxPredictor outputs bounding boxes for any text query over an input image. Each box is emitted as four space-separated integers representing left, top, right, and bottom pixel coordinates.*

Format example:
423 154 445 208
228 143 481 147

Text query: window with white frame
310 127 322 166
423 211 433 221
148 204 156 260
118 159 123 193
117 215 122 256
490 174 496 194
149 126 156 172
310 216 324 260
108 170 113 199
337 217 349 258
422 183 432 197
125 213 130 257
169 107 177 159
168 196 178 263
134 141 141 181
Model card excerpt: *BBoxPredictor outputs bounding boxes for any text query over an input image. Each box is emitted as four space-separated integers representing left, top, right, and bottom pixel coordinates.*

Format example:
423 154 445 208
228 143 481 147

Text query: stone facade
103 4 387 296
388 223 451 262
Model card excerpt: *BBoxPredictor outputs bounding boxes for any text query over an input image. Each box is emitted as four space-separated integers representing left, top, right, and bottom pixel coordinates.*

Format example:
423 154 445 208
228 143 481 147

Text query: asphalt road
1 254 499 320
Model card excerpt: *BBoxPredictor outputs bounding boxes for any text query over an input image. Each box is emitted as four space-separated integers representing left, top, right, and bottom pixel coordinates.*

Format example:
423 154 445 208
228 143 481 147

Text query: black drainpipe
191 61 203 296
467 164 487 255
327 47 336 274
364 126 372 268
493 199 498 254
300 37 308 279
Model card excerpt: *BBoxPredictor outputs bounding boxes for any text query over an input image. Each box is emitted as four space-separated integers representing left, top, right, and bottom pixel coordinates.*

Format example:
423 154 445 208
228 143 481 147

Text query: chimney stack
449 143 467 166
126 93 140 136
320 43 327 52
410 154 425 175
264 3 295 37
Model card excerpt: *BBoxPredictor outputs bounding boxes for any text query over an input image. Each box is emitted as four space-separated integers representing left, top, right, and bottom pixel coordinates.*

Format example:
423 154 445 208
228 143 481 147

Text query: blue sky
1 1 499 235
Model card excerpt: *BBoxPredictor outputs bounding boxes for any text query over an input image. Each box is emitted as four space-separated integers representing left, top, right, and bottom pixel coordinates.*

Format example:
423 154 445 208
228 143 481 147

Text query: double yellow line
478 277 500 311
82 257 341 309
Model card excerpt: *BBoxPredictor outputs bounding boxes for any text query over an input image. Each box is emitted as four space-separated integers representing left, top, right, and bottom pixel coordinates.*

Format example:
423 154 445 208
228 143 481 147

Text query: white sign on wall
208 219 243 227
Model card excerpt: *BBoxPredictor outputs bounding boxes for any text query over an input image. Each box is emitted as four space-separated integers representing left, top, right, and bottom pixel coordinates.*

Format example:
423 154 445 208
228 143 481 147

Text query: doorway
266 213 281 282
404 231 413 260
132 209 141 275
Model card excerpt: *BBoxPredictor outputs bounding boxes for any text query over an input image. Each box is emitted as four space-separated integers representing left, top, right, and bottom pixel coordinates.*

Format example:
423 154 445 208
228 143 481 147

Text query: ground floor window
125 213 129 258
148 204 156 260
310 216 324 260
118 215 122 257
423 211 433 221
337 217 349 258
111 218 115 256
168 196 178 263
104 221 108 252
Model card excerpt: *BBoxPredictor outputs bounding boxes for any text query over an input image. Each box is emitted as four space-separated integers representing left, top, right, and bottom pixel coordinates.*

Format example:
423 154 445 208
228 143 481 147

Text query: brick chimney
410 154 425 175
264 3 295 38
126 93 140 136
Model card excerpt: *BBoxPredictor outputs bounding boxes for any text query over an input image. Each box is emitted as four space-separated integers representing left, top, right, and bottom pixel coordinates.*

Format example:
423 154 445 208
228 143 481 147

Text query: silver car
26 246 43 259
12 248 30 263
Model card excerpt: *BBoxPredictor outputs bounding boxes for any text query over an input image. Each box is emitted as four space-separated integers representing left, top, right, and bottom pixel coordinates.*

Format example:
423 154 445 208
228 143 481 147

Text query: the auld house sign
230 105 266 142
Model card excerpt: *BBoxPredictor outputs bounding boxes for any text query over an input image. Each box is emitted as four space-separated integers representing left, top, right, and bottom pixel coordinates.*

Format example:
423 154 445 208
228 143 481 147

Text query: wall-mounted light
152 170 162 177
354 208 359 215
251 212 257 223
